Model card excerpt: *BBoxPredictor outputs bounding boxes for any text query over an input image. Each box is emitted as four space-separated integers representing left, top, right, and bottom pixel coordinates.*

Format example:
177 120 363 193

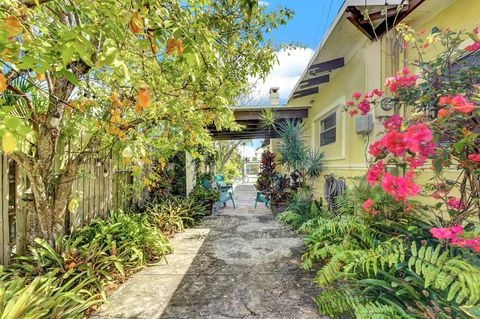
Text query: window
320 112 336 146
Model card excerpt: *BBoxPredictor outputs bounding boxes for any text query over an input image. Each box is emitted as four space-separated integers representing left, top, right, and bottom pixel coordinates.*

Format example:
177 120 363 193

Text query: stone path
91 184 322 319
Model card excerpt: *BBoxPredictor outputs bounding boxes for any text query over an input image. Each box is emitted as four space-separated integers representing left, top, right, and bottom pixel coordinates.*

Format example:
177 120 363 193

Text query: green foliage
190 185 220 203
1 210 171 318
278 181 480 318
259 108 277 128
147 196 206 236
276 120 325 187
276 187 322 230
0 272 99 319
223 160 241 181
0 0 293 241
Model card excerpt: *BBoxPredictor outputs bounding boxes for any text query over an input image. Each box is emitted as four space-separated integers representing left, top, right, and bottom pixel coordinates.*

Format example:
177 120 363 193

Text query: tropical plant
190 186 220 204
0 271 99 319
147 196 206 236
276 120 325 188
1 210 171 318
276 187 322 229
296 190 480 319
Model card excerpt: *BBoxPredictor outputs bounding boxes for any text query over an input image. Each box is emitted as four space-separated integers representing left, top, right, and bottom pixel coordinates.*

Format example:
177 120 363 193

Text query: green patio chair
214 174 234 195
254 192 269 208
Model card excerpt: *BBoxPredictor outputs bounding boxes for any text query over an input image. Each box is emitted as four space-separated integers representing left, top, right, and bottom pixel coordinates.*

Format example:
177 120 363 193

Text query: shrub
1 211 171 318
147 196 206 236
276 187 323 230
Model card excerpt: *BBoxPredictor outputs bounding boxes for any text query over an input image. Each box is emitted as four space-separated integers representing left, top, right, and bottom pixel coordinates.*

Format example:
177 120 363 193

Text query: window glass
320 112 336 146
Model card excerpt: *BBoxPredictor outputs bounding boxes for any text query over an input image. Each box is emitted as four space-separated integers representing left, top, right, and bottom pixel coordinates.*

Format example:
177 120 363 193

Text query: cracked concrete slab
90 184 324 319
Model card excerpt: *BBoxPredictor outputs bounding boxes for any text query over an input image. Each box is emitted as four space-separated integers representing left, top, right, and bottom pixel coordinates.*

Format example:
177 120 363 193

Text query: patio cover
209 106 309 140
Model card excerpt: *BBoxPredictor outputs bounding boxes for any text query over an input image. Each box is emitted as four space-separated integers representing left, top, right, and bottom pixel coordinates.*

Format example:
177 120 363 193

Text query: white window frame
311 96 346 161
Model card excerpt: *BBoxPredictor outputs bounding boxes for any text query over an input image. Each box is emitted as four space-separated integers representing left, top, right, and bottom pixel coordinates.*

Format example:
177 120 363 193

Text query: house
285 0 480 197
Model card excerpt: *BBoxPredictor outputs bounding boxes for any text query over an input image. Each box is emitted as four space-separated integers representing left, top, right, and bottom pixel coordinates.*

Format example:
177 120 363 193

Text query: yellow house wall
286 0 480 200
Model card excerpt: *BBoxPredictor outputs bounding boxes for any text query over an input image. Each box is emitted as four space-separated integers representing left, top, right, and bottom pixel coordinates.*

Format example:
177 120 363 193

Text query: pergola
209 106 309 140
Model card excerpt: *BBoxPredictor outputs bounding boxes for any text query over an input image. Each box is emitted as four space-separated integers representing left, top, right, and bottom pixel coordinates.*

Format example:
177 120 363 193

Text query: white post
185 152 195 195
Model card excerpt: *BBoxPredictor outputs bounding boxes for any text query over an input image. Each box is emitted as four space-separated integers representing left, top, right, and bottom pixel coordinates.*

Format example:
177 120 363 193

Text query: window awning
291 57 344 99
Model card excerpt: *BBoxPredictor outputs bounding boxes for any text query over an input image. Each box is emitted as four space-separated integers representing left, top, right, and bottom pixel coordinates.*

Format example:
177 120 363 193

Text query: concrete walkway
91 184 322 319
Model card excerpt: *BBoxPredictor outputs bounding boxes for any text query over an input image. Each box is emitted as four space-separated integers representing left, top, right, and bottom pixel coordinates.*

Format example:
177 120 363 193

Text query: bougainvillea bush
277 25 480 319
346 24 480 253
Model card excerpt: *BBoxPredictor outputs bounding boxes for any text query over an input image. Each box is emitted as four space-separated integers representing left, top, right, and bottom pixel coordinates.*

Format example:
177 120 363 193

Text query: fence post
1 154 10 264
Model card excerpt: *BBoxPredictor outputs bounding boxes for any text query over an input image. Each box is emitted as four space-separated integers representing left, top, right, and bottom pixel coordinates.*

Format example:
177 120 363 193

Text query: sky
249 0 344 105
239 0 344 158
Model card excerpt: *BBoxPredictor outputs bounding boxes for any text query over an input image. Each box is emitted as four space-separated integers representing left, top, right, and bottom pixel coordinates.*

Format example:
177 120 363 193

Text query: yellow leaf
4 16 21 37
128 12 143 34
36 72 45 82
136 87 150 108
2 132 16 154
166 37 176 55
0 73 6 93
176 39 183 55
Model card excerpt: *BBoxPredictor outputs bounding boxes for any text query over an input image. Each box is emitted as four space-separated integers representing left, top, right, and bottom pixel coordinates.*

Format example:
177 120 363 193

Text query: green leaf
461 305 480 318
61 43 75 67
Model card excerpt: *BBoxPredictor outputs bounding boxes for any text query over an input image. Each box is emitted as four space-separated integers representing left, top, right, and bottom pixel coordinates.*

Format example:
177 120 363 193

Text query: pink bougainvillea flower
352 91 362 100
438 108 449 118
465 42 480 52
406 155 427 169
382 131 409 156
383 114 403 132
366 160 385 185
467 154 480 162
400 67 410 75
346 101 355 107
430 227 456 239
362 198 375 212
440 94 476 114
358 99 371 115
384 77 397 92
348 109 358 117
450 94 475 113
368 141 384 157
431 225 480 253
406 123 433 153
447 197 465 210
438 96 452 106
384 69 418 93
380 172 421 202
450 225 463 235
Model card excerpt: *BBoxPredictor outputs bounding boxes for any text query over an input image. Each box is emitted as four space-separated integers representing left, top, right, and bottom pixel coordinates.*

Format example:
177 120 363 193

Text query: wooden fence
0 151 133 265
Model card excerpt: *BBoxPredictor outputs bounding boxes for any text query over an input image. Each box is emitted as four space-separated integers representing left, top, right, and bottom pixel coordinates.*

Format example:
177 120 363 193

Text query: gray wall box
355 114 373 135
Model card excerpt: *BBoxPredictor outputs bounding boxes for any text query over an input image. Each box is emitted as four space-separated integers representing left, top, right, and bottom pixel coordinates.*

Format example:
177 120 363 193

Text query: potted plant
270 173 291 215
190 185 220 215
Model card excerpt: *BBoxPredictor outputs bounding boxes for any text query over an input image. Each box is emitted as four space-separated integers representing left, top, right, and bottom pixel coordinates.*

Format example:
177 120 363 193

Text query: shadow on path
91 185 323 319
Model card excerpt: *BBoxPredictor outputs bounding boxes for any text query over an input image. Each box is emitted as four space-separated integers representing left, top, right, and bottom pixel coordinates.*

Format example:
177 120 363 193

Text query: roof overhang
287 0 422 102
209 106 309 140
